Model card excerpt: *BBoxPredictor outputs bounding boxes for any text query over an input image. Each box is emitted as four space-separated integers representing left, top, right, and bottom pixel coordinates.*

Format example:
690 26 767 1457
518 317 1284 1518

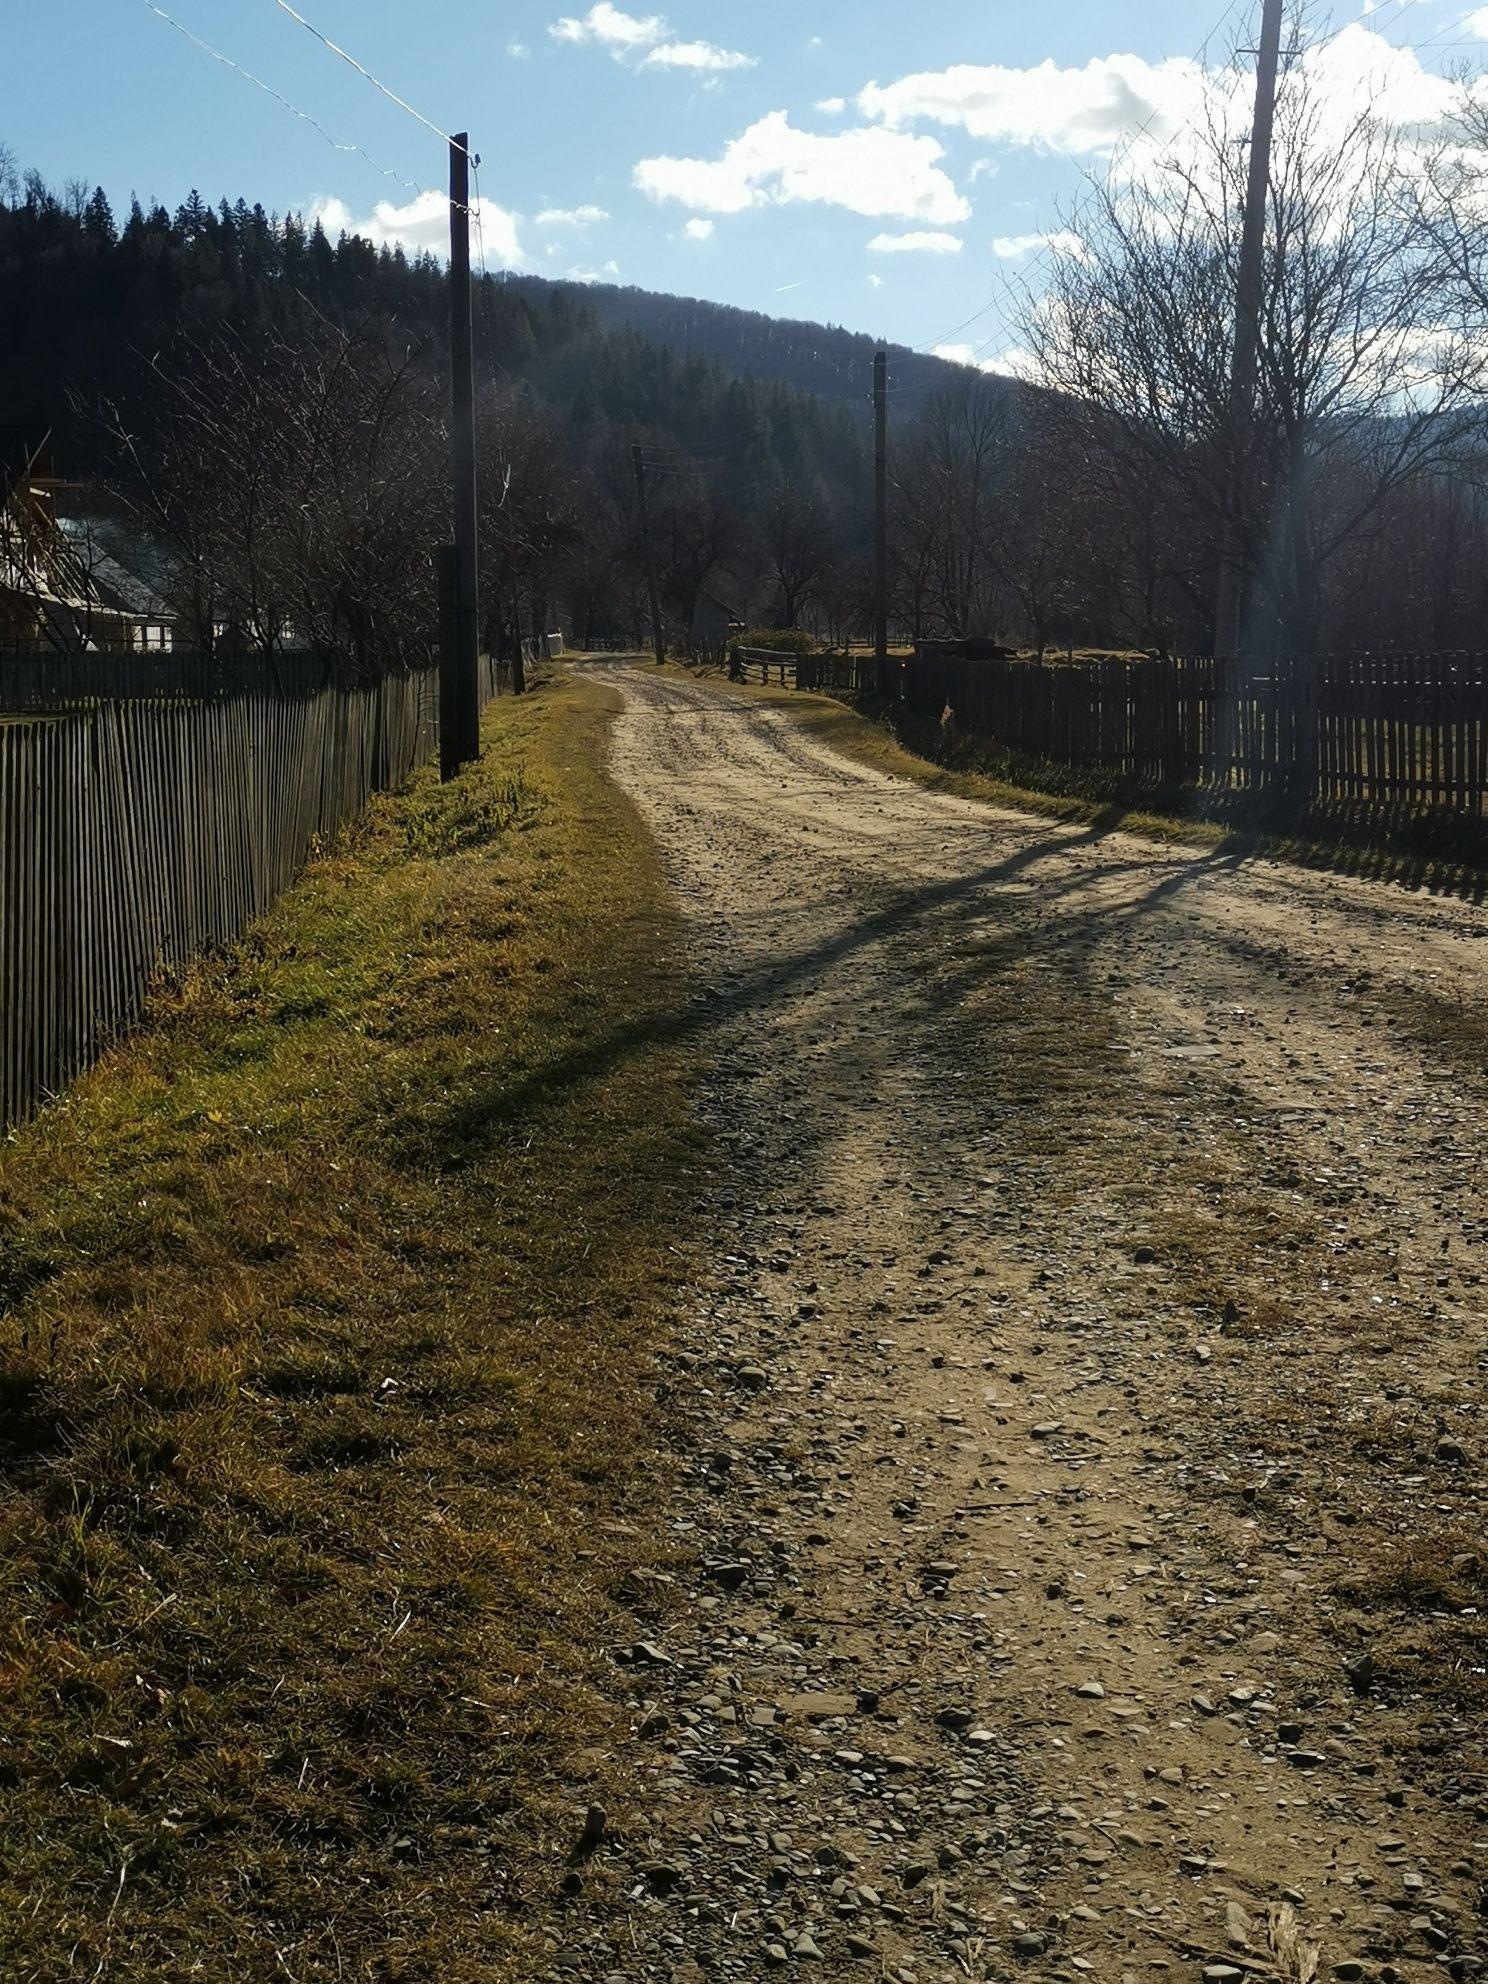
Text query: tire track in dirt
542 666 1488 1984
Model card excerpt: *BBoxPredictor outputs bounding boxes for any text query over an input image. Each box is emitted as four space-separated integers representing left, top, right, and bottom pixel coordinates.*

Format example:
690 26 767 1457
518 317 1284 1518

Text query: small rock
581 1803 606 1846
794 1932 823 1960
1014 1931 1050 1959
1346 1651 1375 1695
1075 1681 1105 1700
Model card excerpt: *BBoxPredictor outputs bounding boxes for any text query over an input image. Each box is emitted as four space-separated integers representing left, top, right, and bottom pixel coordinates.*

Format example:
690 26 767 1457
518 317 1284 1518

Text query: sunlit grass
0 670 700 1982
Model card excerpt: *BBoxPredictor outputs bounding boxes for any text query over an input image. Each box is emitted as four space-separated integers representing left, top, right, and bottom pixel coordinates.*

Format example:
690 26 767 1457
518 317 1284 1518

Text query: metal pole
874 349 890 695
632 444 666 668
450 132 481 762
1213 0 1284 663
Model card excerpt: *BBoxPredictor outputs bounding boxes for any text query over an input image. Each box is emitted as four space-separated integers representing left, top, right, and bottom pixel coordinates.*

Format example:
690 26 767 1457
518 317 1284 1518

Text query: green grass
0 670 700 1983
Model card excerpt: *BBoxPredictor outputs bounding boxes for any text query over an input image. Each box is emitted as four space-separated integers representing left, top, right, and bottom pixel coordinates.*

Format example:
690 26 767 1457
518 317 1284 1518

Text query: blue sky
6 1 1482 359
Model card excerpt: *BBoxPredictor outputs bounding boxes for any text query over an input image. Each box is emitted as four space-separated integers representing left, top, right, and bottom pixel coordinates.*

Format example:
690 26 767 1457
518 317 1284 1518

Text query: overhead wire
139 0 488 223
139 0 424 195
266 0 468 155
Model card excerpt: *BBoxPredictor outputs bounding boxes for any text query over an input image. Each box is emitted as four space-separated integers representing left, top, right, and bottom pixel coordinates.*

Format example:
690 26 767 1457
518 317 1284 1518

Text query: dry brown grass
0 671 701 1982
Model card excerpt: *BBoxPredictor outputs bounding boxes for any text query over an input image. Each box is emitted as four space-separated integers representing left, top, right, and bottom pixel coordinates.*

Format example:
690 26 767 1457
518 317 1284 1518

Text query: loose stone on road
545 665 1488 1984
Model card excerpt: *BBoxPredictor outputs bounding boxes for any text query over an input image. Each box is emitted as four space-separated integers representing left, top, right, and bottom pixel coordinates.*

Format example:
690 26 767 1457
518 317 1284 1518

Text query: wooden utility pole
873 349 890 695
632 444 666 667
437 543 461 780
1213 0 1284 663
446 131 481 772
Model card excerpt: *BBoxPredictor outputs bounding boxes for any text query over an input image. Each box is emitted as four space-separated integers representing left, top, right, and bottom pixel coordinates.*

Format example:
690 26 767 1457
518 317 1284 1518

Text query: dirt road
547 665 1488 1984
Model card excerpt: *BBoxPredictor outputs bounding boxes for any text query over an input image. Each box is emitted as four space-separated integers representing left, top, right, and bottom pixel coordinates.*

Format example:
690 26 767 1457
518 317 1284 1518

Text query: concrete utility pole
873 349 890 696
632 444 666 668
442 130 481 778
1213 0 1285 664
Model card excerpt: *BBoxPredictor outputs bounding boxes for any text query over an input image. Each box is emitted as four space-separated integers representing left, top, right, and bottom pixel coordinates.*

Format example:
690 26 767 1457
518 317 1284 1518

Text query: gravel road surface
543 664 1488 1984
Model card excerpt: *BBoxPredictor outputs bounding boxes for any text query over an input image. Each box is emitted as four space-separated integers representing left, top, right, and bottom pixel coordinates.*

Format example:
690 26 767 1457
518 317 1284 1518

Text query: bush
732 627 819 658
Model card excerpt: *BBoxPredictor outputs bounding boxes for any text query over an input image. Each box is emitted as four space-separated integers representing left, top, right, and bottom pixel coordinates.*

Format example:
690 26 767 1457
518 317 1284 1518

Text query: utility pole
446 130 481 773
632 444 666 668
873 349 890 696
1213 0 1284 664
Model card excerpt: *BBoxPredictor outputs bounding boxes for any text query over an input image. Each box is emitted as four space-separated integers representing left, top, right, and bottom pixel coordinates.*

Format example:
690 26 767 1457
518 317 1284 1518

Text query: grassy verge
0 670 698 1983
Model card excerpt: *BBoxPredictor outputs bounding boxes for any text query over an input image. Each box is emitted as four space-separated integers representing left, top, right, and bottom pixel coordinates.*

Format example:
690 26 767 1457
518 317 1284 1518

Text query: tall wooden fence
0 649 504 1130
810 647 1488 821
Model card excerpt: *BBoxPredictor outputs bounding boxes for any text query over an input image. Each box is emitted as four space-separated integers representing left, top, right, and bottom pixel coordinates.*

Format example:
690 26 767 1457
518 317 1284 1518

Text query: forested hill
0 172 910 490
507 275 961 406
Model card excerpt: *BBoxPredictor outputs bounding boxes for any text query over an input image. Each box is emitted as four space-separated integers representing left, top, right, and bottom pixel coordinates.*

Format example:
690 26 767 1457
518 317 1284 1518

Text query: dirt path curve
548 665 1488 1984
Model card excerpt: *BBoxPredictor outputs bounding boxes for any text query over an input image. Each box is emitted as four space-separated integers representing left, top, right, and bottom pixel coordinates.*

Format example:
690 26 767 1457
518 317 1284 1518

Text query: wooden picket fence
825 647 1488 819
0 649 504 1130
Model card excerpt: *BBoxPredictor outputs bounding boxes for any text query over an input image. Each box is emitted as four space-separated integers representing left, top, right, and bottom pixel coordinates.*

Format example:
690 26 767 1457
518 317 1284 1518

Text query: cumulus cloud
860 53 1209 157
567 260 621 282
935 340 1036 379
1472 5 1488 34
816 96 846 115
550 4 662 48
312 192 523 267
992 229 1085 260
684 217 715 240
549 4 752 72
643 40 755 70
859 25 1463 179
634 111 970 222
536 204 610 226
868 229 963 253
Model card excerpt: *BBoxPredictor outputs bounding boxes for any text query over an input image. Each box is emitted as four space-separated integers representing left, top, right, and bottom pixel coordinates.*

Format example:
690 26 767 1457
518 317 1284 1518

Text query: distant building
0 429 173 650
693 588 744 650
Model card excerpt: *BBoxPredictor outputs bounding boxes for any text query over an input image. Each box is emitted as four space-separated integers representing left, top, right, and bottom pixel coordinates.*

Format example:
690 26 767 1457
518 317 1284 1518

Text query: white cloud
507 39 530 59
684 217 715 240
868 272 883 287
992 229 1085 260
550 4 663 49
312 192 523 267
816 96 846 115
860 53 1208 157
536 204 610 226
550 5 753 71
858 26 1463 182
1471 5 1488 34
567 259 621 282
634 111 970 222
644 40 755 71
934 339 1035 379
868 229 963 253
933 341 999 372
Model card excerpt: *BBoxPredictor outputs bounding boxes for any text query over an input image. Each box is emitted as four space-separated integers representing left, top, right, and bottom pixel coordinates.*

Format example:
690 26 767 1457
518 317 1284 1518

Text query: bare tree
756 483 838 628
476 388 592 685
103 322 445 673
1022 30 1485 660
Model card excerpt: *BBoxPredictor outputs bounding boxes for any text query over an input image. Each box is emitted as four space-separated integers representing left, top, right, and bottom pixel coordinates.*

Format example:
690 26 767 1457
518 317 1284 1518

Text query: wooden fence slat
0 655 450 1131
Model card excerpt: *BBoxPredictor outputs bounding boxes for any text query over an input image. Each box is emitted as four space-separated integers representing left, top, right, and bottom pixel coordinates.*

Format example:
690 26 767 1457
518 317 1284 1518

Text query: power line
267 0 470 158
138 1 489 224
139 0 422 195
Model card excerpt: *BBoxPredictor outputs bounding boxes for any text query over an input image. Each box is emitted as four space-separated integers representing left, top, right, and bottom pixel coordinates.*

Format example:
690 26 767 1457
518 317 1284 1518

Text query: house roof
56 516 173 620
698 588 743 620
0 427 52 510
